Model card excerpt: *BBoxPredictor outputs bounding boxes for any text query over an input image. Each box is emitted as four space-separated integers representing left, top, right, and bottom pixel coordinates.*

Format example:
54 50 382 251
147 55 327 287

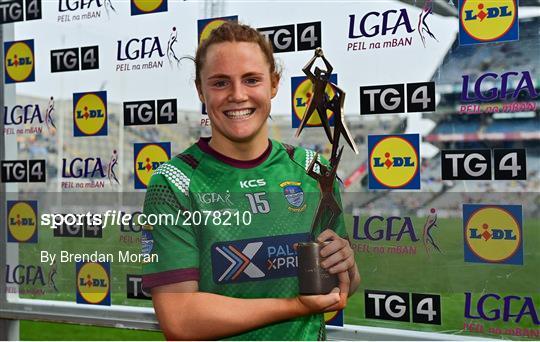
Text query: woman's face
197 41 278 145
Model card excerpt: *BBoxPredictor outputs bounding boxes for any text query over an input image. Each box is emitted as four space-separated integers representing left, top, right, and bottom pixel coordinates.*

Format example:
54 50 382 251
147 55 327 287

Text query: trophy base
297 241 339 295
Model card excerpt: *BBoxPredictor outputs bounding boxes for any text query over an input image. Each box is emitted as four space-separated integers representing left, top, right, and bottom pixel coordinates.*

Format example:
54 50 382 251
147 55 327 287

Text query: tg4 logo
365 290 441 325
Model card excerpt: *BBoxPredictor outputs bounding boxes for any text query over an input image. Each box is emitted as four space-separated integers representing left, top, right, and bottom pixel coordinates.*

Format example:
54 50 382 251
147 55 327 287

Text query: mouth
223 108 255 120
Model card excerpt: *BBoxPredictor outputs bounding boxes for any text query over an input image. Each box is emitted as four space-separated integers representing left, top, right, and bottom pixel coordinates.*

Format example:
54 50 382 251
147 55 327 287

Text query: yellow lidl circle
200 19 228 44
293 79 335 126
324 310 339 323
7 202 37 242
461 0 517 41
74 93 107 136
133 0 163 12
135 144 169 187
465 206 520 262
77 263 109 304
370 136 418 188
5 41 34 82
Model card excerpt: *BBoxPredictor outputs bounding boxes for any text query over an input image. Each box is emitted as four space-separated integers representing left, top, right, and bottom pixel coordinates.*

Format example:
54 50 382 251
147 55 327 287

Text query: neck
209 132 270 161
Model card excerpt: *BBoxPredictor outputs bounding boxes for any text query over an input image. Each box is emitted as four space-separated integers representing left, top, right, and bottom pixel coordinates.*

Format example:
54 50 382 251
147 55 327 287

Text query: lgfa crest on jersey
280 181 306 212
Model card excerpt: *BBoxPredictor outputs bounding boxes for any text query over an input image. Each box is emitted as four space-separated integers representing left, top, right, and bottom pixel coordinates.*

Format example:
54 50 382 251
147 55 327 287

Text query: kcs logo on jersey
291 75 337 129
133 142 171 189
76 261 111 305
73 91 108 137
463 204 522 265
4 39 35 83
131 0 167 16
459 0 518 45
197 15 238 44
368 134 420 190
7 200 38 243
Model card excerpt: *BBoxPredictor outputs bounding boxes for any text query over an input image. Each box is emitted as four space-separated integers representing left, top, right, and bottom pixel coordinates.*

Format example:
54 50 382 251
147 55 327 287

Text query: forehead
202 41 269 76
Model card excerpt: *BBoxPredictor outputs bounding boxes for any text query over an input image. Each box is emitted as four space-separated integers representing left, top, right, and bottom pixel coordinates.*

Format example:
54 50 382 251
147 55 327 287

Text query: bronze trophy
295 47 358 295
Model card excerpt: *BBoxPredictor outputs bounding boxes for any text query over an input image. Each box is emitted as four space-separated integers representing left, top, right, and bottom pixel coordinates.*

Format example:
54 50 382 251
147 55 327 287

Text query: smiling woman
141 22 360 340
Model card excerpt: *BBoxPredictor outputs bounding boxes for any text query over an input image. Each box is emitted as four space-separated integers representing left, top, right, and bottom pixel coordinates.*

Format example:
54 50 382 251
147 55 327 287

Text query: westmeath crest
280 181 306 212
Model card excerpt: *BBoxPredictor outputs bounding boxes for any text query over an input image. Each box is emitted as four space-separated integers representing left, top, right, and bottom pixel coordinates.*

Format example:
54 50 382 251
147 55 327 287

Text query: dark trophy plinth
295 47 358 295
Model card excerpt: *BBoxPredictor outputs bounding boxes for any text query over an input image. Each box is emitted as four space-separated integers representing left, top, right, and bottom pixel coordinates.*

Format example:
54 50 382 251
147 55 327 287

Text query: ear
196 83 205 103
270 73 280 99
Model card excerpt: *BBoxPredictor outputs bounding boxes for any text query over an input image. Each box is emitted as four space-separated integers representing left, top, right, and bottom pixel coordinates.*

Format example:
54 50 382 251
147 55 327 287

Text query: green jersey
142 137 347 340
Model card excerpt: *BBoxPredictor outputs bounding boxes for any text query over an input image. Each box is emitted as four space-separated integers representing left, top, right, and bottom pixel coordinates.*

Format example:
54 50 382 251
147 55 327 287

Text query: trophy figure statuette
295 47 358 295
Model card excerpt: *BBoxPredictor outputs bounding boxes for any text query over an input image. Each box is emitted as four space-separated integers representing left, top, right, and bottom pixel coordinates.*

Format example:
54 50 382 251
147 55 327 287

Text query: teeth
224 109 254 119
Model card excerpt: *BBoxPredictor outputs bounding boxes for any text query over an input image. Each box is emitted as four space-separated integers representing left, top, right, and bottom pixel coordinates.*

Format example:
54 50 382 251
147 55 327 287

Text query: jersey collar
196 137 273 169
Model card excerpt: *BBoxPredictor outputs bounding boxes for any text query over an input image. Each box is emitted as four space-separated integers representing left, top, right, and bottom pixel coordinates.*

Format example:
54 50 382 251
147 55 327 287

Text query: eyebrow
207 72 265 80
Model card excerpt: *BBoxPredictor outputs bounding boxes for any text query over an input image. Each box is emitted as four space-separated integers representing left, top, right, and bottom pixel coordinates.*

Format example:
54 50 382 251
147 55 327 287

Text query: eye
211 80 229 88
244 77 261 85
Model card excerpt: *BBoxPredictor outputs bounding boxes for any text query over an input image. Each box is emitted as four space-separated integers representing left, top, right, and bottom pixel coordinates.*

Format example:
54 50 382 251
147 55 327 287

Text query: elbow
160 315 195 340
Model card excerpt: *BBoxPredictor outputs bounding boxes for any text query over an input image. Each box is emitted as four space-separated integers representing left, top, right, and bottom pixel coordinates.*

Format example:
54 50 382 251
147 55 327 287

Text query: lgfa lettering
5 264 45 286
461 71 538 102
353 216 419 241
465 292 539 324
117 37 164 61
348 9 414 38
4 105 43 125
62 158 105 178
59 0 102 11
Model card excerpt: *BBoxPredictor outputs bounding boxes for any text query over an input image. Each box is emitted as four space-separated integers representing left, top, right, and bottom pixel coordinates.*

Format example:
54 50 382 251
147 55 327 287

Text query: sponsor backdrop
1 0 539 340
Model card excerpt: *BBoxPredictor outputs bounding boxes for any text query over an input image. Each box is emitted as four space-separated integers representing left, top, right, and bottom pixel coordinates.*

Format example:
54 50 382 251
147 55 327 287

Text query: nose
228 80 248 103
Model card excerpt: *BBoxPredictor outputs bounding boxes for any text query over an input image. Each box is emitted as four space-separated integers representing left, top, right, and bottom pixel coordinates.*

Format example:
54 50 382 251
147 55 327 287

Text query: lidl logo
133 142 171 189
463 204 522 265
291 75 337 129
73 91 108 137
197 16 238 45
76 261 110 305
4 39 35 84
325 310 343 327
459 0 518 45
131 0 167 15
368 134 420 190
7 200 38 243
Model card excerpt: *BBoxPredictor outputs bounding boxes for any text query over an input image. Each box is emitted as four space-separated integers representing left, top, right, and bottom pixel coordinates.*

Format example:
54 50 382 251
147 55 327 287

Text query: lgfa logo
131 0 167 15
463 204 522 265
7 200 38 243
368 134 420 190
73 91 107 136
133 142 171 189
459 0 518 45
4 39 35 84
197 16 238 45
76 261 110 305
291 75 336 129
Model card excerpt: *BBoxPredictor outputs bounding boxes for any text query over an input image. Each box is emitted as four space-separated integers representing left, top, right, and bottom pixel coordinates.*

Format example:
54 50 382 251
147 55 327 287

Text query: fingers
321 249 354 274
317 229 338 244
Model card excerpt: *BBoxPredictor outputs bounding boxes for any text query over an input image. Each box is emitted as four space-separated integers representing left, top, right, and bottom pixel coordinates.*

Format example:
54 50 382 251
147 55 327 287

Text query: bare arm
151 279 347 340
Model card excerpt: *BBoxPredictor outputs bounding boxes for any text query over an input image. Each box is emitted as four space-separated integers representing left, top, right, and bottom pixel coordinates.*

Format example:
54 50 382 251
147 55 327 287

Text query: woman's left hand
317 229 355 274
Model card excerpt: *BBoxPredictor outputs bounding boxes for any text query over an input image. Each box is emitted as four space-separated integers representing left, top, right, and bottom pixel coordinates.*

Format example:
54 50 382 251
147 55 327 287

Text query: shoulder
148 143 203 196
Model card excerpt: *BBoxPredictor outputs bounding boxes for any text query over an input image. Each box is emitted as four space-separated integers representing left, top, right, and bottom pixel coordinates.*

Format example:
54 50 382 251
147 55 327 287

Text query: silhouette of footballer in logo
45 96 57 136
422 208 441 255
417 0 438 47
107 149 119 184
167 27 191 68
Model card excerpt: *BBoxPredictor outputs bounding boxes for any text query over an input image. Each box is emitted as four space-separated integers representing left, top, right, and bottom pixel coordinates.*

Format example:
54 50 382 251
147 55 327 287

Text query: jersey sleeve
141 169 199 291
